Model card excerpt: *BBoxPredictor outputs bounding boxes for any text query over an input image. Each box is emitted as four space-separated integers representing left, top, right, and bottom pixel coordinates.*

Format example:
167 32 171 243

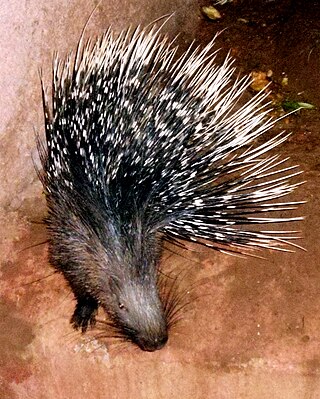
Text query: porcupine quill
37 22 303 352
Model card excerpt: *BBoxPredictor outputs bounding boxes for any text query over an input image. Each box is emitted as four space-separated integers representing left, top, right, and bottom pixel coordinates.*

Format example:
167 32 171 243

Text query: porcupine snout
108 277 168 351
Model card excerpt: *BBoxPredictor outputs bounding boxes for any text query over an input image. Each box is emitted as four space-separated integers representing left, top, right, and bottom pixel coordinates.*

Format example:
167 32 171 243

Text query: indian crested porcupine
37 24 303 352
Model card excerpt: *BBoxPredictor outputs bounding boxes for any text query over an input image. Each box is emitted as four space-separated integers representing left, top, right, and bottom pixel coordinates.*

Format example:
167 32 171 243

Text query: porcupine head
43 131 169 352
38 24 302 351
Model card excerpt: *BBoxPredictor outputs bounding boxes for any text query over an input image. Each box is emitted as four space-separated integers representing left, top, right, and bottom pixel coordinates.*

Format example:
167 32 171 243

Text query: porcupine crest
38 24 303 351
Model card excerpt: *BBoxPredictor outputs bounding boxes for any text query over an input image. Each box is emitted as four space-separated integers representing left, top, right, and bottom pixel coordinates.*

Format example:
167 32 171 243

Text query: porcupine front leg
71 295 98 332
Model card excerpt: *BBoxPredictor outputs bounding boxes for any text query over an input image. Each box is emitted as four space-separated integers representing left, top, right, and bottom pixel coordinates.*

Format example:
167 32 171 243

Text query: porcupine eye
117 302 130 319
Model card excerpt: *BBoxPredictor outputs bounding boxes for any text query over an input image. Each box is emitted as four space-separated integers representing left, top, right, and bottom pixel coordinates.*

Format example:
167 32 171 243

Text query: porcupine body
38 25 302 352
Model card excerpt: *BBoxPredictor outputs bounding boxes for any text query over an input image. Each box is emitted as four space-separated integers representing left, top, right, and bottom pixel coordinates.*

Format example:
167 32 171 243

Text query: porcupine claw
71 296 98 333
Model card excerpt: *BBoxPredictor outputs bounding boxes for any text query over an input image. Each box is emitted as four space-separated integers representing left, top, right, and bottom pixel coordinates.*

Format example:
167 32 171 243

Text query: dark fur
41 168 168 351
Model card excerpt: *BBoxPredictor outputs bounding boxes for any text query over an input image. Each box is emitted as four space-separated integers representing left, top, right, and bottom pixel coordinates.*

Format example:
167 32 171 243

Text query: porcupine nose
137 333 168 352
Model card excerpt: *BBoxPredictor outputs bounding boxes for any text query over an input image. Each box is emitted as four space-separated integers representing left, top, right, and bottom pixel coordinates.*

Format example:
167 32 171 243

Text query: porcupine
37 24 303 352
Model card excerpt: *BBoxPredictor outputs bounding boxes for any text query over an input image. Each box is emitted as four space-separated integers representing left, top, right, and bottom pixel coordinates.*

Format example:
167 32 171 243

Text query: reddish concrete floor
1 0 320 398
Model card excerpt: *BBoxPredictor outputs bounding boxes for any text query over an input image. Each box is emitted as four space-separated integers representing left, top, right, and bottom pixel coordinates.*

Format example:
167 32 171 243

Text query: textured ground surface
1 0 320 398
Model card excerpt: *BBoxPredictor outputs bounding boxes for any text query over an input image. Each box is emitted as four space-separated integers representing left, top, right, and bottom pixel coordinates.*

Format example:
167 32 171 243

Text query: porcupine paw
71 296 98 333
